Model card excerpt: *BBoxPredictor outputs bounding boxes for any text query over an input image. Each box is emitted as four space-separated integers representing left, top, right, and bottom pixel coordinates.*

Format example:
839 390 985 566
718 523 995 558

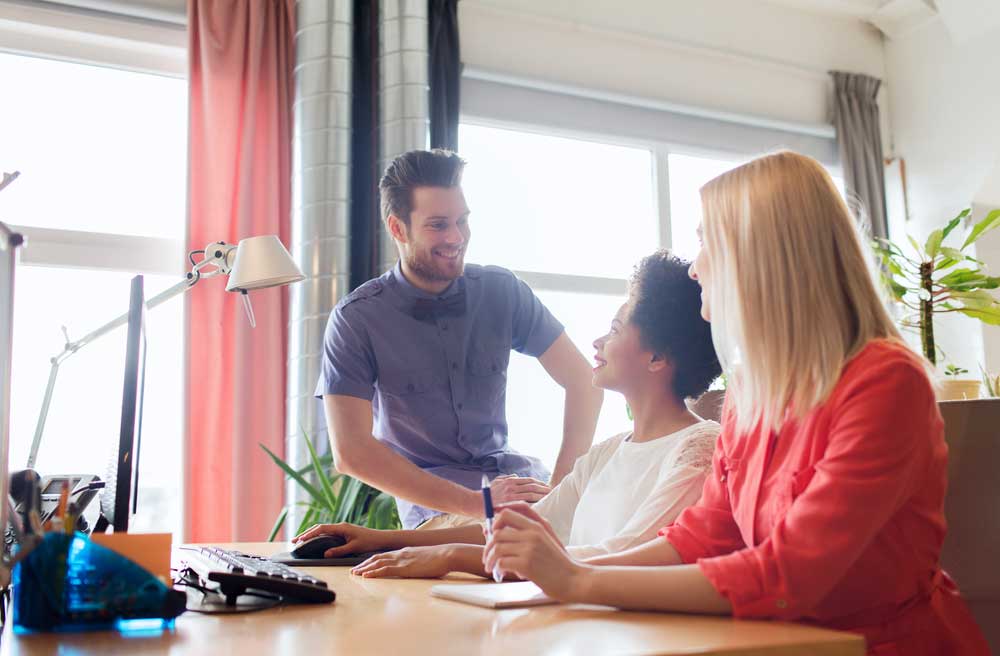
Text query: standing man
314 149 603 529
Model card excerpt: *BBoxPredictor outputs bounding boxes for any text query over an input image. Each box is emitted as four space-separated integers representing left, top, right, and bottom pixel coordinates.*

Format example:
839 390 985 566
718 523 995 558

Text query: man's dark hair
628 250 722 400
379 149 466 225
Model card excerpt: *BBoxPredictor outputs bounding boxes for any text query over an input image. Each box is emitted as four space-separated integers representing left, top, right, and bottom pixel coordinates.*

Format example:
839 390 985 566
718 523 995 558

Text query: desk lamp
25 235 304 469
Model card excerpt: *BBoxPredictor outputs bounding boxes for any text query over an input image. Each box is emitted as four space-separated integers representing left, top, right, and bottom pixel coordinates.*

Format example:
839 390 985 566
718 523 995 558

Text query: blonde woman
483 152 988 655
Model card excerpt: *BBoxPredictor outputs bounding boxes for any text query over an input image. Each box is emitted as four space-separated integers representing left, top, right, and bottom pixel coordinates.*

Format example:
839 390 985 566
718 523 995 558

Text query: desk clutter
12 532 185 632
3 468 337 634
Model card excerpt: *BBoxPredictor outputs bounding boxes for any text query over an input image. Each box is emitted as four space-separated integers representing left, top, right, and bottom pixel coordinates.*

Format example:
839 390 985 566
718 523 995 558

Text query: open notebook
429 581 558 609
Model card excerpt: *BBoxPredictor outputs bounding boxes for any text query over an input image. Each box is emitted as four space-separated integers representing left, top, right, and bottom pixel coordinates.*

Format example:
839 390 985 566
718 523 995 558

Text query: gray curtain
429 0 461 152
830 71 888 239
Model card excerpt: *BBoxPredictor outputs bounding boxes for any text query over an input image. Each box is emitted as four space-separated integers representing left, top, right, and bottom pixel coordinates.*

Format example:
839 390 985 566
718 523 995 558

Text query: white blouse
532 419 720 559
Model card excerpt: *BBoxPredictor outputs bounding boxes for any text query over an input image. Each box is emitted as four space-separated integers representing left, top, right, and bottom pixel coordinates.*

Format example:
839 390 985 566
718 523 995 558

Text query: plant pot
938 379 982 401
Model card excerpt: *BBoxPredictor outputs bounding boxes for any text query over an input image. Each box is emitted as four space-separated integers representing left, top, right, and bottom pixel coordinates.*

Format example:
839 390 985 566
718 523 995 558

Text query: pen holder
11 531 186 632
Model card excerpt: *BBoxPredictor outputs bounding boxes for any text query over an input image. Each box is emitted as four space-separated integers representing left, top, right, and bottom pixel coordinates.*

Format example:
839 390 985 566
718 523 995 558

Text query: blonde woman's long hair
700 151 902 435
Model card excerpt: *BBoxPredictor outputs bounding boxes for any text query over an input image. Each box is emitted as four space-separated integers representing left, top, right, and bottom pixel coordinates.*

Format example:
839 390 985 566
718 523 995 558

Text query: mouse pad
270 550 388 567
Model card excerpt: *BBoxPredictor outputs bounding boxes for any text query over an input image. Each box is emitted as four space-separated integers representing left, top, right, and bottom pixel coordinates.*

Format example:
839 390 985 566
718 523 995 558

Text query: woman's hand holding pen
489 475 551 505
482 502 588 602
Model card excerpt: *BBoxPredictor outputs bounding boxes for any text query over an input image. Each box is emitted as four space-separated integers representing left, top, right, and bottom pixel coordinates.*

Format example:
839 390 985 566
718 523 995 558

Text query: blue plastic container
12 532 186 632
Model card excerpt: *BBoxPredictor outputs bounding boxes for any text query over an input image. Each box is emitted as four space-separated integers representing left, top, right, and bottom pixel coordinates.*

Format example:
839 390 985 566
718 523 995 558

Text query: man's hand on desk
293 523 391 557
490 474 551 506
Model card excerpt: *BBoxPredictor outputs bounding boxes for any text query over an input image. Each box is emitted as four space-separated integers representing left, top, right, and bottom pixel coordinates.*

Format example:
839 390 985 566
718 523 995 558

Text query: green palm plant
873 208 1000 366
260 432 400 541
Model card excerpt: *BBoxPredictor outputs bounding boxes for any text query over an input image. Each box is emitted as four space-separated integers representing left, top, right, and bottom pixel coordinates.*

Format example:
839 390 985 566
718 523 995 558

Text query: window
2 51 187 536
460 122 749 467
461 124 658 278
666 153 745 261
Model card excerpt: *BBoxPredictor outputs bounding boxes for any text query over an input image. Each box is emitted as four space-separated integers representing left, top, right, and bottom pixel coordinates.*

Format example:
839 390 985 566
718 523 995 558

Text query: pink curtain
185 0 295 542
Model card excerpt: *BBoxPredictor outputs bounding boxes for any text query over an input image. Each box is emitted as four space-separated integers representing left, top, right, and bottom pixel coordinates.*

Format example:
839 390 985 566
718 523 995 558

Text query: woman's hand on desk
483 502 587 602
490 475 552 505
351 545 454 578
293 523 392 557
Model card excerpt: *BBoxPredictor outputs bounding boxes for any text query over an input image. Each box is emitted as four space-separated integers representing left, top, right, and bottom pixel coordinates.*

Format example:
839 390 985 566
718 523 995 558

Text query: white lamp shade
225 235 304 292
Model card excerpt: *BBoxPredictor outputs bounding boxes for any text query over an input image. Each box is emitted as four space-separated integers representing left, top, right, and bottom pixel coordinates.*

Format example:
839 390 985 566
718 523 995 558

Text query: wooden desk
3 542 864 655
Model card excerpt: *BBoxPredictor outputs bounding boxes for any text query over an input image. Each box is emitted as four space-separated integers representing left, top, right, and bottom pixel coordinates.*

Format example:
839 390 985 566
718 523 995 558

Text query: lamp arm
24 248 230 470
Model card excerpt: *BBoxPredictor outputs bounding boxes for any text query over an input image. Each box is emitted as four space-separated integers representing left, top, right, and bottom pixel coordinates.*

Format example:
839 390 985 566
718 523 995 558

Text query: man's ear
648 352 668 373
386 214 409 244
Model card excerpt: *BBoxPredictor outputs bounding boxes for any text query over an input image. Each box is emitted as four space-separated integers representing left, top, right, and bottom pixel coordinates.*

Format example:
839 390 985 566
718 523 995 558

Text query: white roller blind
462 75 840 169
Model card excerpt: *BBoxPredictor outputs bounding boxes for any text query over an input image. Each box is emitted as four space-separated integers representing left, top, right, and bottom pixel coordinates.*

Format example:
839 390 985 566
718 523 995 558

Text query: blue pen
481 474 503 583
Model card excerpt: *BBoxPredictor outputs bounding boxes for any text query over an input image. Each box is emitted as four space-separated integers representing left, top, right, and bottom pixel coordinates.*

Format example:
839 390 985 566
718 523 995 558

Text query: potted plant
874 208 1000 400
943 364 980 400
260 433 400 541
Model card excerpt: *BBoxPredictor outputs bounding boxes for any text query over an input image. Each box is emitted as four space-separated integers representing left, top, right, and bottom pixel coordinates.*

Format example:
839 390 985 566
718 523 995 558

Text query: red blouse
662 340 988 655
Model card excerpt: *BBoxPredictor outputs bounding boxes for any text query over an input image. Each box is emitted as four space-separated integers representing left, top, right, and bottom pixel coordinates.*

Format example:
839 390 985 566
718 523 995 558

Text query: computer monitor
95 275 147 533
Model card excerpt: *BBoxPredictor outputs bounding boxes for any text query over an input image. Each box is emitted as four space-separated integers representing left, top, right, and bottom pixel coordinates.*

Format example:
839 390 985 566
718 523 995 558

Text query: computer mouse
291 534 347 559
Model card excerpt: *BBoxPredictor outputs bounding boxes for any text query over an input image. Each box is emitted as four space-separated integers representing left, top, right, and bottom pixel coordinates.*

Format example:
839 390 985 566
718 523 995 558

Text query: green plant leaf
981 366 1000 398
295 453 333 477
366 493 399 529
260 442 324 502
946 276 1000 291
957 306 1000 325
934 257 958 272
268 506 288 542
937 268 985 287
944 364 969 377
296 504 320 537
941 211 968 241
877 249 904 276
907 235 924 258
935 247 963 272
334 476 365 524
302 430 340 513
961 209 1000 250
950 290 998 310
939 247 965 262
887 279 908 300
925 229 944 260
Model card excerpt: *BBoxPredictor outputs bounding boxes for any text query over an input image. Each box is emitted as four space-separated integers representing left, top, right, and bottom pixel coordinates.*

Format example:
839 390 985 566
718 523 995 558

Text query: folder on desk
430 581 557 608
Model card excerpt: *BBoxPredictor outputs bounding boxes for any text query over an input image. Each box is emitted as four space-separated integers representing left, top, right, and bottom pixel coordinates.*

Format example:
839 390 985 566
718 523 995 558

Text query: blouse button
775 599 788 609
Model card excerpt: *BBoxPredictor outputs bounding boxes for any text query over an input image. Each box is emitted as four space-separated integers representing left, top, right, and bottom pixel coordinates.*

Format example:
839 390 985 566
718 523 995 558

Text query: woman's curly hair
628 250 722 400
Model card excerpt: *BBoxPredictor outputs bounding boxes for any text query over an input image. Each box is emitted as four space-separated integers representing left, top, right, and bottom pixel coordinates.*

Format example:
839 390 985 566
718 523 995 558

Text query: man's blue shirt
315 262 564 528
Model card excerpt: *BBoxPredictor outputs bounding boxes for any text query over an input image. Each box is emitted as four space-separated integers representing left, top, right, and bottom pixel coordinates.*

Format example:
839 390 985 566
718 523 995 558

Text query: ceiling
762 0 898 19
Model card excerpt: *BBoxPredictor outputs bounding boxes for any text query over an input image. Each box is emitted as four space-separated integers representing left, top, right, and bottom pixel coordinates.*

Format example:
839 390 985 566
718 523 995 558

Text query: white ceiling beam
868 0 938 39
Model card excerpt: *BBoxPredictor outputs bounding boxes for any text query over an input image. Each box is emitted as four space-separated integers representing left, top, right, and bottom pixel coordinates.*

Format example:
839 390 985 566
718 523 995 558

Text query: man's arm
538 332 604 486
325 394 483 518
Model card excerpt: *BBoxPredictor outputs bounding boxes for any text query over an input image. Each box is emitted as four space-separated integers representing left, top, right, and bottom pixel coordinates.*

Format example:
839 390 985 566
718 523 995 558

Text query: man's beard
405 248 464 283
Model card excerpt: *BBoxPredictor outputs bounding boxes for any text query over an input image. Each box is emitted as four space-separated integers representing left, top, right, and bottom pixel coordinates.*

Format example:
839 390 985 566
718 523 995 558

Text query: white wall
884 15 1000 374
459 0 886 129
